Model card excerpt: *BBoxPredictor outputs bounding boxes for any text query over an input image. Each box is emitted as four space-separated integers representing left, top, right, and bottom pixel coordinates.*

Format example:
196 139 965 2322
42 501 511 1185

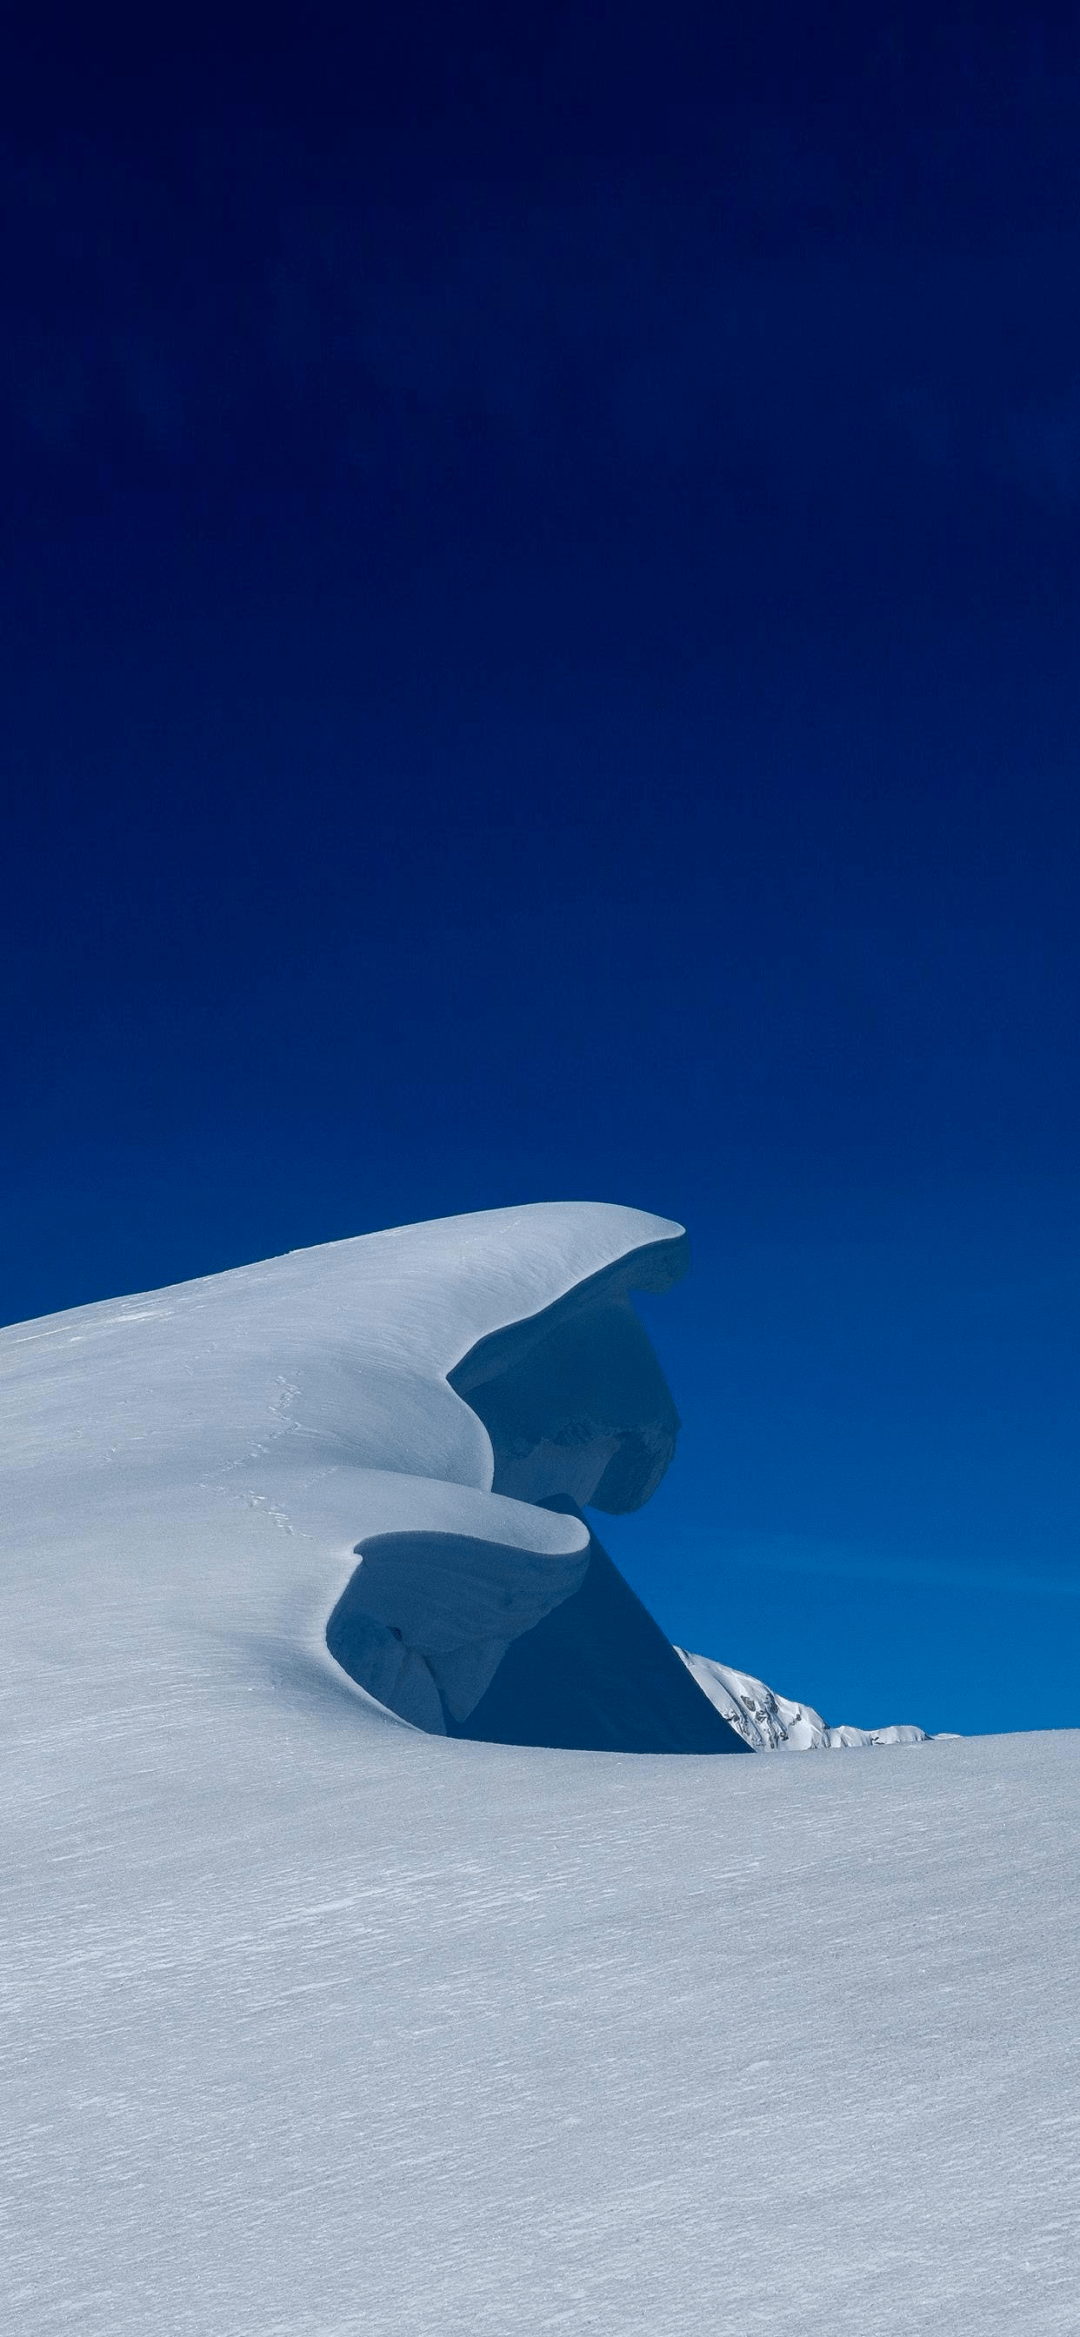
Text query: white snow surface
678 1647 937 1748
3 1204 1078 2335
1 1201 687 1741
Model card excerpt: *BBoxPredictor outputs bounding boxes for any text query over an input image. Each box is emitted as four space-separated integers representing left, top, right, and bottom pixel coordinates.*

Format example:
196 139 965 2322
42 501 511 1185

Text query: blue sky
3 4 1078 1735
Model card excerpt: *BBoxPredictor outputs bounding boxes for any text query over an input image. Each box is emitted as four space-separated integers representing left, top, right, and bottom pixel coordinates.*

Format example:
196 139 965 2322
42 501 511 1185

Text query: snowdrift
1 1202 748 1756
321 1214 748 1750
0 1198 933 1759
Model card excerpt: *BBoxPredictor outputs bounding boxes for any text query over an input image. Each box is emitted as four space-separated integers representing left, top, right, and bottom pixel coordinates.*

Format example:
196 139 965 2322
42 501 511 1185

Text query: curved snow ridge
323 1212 745 1749
447 1234 686 1513
1 1197 855 1757
0 1200 688 1493
1 1199 704 1755
4 1197 743 1754
677 1649 949 1750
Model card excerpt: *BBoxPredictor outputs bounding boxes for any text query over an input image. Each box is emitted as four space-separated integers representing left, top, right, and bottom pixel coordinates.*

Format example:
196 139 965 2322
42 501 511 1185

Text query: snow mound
321 1218 747 1751
1 1201 746 1755
677 1648 935 1748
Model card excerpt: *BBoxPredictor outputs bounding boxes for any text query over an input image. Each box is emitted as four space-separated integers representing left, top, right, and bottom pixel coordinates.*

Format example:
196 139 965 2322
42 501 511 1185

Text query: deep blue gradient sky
5 5 1079 1736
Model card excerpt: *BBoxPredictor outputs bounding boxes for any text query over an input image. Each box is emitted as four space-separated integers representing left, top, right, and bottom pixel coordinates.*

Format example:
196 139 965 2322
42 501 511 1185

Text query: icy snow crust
678 1648 934 1749
3 1203 1078 2334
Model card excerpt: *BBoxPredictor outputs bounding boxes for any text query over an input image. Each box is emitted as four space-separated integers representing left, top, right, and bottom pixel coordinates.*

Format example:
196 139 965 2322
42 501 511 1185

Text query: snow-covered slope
678 1647 937 1748
3 1206 1077 2336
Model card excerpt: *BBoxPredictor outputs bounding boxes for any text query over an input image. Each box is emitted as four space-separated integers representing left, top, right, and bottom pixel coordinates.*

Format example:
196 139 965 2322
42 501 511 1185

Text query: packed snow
2 1203 1077 2335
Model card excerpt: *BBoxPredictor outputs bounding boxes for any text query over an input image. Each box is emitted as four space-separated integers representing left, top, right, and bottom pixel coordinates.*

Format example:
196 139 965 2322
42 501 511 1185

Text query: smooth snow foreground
3 1203 1078 2336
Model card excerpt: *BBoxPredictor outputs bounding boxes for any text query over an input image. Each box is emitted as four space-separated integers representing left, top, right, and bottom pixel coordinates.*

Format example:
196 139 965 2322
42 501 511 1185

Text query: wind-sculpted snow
313 1217 747 1751
0 1201 745 1756
678 1648 938 1749
449 1266 682 1511
3 1204 1078 2335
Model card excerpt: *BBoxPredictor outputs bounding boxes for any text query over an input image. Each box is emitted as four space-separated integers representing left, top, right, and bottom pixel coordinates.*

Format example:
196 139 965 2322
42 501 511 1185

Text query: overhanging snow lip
446 1227 689 1398
446 1227 689 1516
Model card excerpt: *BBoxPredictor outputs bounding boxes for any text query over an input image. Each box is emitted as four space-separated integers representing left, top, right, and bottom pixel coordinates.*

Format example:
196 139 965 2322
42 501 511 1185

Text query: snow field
3 1206 1076 2332
4 1702 1076 2336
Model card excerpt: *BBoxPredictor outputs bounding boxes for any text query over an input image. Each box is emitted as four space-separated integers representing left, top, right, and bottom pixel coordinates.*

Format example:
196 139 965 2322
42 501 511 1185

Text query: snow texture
3 1203 1078 2335
678 1647 938 1749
